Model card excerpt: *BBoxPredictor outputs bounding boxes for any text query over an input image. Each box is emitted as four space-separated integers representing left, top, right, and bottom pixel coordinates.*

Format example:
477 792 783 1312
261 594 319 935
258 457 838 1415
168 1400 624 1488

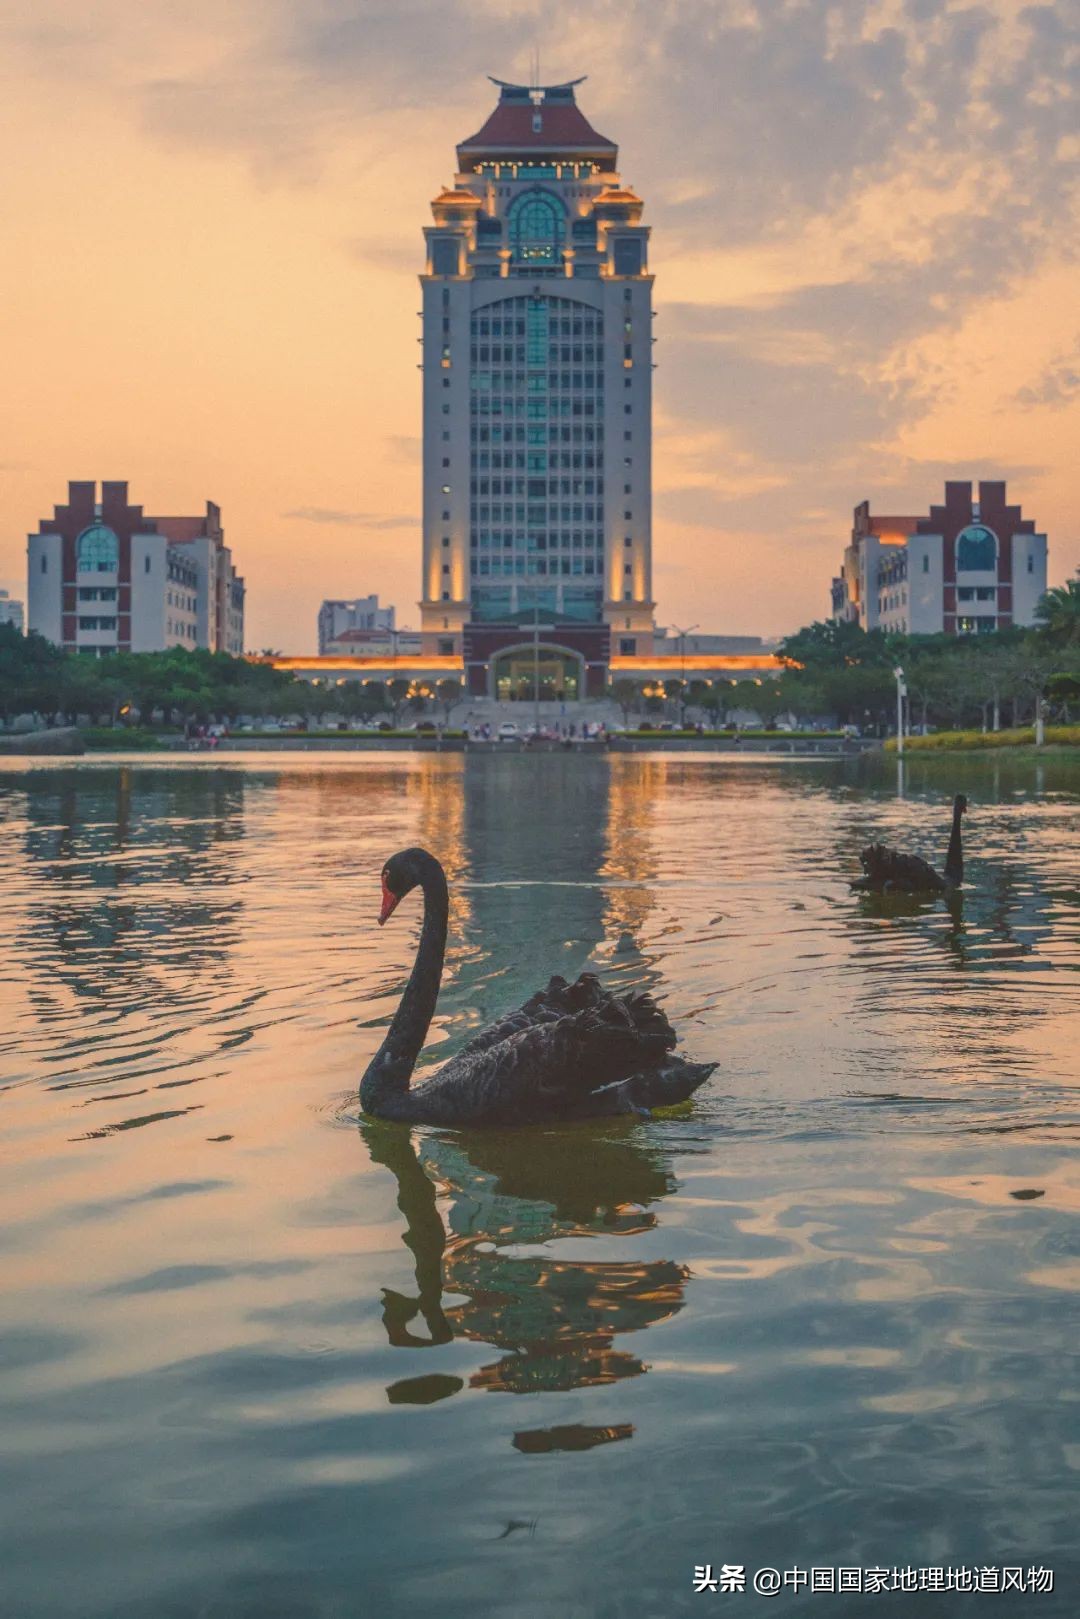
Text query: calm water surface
1 752 1078 1617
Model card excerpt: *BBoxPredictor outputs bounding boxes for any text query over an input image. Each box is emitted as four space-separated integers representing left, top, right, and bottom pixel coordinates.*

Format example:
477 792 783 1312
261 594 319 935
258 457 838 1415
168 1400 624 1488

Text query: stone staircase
456 696 626 731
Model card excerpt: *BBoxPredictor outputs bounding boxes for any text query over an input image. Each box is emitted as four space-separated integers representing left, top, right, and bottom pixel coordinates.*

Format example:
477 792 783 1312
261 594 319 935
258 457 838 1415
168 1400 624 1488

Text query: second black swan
360 847 716 1126
852 794 968 894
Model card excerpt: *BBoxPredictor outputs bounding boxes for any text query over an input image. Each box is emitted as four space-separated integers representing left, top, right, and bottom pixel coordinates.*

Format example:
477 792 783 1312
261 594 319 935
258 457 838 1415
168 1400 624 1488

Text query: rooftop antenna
529 43 543 130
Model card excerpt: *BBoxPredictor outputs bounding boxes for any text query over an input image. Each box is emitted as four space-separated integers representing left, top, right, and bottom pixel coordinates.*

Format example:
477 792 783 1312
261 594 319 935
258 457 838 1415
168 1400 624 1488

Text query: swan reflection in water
362 1121 690 1450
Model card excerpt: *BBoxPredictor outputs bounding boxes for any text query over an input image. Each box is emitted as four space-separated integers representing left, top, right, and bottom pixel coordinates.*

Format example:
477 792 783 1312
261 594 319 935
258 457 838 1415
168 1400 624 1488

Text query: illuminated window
508 192 565 264
76 524 119 573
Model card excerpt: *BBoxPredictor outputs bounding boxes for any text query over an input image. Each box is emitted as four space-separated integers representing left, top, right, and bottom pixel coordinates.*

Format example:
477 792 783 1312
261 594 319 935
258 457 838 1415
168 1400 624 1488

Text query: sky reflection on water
1 752 1078 1616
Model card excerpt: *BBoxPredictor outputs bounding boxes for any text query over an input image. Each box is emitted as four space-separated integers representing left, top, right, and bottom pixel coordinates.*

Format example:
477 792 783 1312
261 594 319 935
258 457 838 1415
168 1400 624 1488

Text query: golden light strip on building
256 655 465 673
253 652 790 677
609 654 787 673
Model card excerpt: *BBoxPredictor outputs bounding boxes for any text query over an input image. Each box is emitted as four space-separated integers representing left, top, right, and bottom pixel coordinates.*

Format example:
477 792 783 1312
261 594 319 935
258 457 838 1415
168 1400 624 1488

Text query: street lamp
670 622 698 727
893 666 907 756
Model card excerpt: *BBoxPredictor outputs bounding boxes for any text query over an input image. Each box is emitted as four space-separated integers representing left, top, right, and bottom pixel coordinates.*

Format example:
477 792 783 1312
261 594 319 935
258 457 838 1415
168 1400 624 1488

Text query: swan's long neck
360 858 448 1113
943 800 964 886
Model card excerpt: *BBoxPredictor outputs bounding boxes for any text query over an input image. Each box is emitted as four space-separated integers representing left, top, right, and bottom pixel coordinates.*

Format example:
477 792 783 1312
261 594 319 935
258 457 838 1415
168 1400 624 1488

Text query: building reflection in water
600 757 670 991
19 765 247 1012
363 1121 689 1448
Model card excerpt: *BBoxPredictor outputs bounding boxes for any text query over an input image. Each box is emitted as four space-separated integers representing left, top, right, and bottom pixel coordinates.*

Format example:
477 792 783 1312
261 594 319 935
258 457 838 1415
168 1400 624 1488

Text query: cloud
1014 337 1080 409
385 435 421 461
283 507 417 528
4 0 1077 640
341 237 417 275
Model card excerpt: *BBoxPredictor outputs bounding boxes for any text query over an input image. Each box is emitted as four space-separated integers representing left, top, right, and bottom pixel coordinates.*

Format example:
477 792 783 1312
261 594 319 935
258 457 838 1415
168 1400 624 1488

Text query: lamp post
893 666 907 756
533 604 540 739
671 622 698 727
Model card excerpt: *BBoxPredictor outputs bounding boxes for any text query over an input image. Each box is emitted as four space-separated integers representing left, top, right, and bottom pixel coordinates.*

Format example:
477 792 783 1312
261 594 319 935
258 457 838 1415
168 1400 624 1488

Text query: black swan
360 847 716 1125
852 794 968 894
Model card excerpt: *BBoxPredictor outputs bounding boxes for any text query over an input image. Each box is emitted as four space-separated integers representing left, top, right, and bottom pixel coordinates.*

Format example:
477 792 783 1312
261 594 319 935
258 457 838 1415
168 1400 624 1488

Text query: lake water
1 751 1078 1617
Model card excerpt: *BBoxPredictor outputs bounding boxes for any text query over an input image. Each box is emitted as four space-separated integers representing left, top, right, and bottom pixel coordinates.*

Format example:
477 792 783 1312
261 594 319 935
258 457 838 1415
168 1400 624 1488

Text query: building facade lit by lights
419 77 655 698
831 480 1048 637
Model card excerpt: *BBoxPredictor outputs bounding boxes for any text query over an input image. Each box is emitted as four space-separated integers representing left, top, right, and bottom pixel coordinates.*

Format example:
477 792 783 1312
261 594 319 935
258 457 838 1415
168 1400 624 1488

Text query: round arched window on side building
76 523 120 573
956 524 997 571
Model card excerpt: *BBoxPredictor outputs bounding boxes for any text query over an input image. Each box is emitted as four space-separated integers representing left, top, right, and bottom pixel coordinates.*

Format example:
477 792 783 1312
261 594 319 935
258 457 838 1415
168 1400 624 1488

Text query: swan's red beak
378 877 401 927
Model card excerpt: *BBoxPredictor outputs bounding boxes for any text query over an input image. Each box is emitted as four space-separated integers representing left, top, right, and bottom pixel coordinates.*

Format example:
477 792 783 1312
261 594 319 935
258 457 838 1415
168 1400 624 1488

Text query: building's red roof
459 86 616 165
152 516 206 542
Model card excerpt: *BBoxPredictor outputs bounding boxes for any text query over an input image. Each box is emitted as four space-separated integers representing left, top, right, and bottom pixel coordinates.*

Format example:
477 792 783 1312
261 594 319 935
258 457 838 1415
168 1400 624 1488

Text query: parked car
498 722 519 742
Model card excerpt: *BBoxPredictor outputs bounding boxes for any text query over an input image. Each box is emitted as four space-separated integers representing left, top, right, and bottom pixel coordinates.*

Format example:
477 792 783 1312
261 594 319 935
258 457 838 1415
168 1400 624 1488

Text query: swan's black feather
853 843 946 893
456 973 607 1058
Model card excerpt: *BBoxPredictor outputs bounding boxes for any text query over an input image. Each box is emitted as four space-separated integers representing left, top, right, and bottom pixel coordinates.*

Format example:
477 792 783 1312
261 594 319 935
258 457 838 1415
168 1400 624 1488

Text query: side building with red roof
27 481 245 657
831 481 1047 636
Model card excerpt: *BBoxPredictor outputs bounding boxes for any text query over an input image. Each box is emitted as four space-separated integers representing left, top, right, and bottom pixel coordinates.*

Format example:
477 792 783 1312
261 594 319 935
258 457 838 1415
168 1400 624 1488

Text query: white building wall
605 274 654 635
1012 532 1048 626
181 536 214 649
164 549 199 649
28 534 63 643
421 275 473 645
131 534 166 652
857 535 881 630
907 534 943 634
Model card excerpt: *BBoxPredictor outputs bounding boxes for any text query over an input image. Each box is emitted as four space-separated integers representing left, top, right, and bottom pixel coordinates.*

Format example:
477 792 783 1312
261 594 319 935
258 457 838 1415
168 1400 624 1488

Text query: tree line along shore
1 577 1077 750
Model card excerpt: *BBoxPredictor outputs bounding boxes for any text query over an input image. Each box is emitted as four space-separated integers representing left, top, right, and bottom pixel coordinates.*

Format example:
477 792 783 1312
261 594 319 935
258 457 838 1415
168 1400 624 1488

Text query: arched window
956 525 997 571
76 523 119 573
508 191 564 264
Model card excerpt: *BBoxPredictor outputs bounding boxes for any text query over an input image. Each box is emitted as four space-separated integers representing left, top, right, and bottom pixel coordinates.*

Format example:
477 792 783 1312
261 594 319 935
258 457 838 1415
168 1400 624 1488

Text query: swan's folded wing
455 972 609 1058
855 843 943 891
421 990 677 1126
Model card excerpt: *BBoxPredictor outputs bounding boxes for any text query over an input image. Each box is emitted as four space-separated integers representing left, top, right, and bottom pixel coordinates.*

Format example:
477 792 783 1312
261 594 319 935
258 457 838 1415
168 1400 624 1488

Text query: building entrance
492 646 582 702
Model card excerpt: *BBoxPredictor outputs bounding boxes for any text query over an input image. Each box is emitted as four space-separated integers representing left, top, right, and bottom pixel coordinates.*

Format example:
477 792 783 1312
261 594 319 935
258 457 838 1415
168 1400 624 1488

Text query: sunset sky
2 0 1077 652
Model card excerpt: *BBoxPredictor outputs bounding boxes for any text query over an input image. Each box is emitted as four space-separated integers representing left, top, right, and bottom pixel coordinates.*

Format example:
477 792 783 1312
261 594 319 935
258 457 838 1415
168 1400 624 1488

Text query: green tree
0 625 65 725
779 619 889 672
999 637 1060 745
387 678 412 727
435 678 463 724
1035 575 1080 649
609 678 640 724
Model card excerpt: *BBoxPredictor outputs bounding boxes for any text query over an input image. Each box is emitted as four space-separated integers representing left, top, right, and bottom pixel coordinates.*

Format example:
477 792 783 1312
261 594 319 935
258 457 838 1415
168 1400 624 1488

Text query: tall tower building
420 77 655 700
